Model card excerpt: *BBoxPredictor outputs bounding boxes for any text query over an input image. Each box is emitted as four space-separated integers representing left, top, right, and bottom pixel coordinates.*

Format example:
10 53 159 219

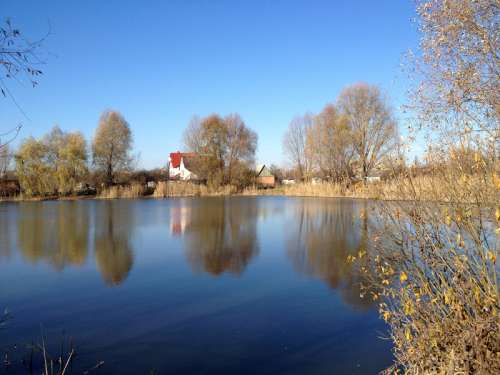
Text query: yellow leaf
444 291 452 305
404 301 414 315
474 286 481 302
405 328 412 341
400 271 408 283
382 310 390 321
494 174 500 190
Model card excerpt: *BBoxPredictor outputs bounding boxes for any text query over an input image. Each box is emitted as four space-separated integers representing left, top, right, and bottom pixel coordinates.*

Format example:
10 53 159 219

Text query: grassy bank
0 180 399 201
242 175 476 202
2 174 497 203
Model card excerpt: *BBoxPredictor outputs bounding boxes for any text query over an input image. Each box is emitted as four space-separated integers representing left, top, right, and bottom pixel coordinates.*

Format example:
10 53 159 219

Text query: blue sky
1 0 419 169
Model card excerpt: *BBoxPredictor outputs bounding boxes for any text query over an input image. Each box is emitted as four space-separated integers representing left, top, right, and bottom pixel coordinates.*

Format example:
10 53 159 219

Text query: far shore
0 191 375 203
0 176 467 204
0 183 380 203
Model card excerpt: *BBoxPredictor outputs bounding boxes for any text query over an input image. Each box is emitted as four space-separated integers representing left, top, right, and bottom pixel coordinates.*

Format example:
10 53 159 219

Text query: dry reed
99 183 146 199
153 181 236 198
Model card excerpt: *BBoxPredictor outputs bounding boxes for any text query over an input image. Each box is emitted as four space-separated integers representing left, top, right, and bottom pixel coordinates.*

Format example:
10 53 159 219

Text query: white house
168 152 198 180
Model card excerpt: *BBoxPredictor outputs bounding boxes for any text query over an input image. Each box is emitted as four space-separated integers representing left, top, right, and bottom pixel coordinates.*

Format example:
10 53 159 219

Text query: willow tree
15 137 55 196
337 83 398 182
46 128 88 194
92 110 133 186
15 127 87 196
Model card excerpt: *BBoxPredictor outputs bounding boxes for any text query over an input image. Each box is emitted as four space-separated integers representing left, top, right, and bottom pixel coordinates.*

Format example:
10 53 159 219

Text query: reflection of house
168 151 198 180
170 205 191 236
255 165 275 187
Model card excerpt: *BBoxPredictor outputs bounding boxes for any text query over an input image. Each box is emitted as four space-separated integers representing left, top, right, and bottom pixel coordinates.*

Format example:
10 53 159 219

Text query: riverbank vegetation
0 109 262 199
283 82 401 183
182 113 258 188
354 1 500 373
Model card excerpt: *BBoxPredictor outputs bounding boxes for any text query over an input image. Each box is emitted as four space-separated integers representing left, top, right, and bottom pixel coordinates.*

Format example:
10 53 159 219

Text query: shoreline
0 191 381 203
3 176 487 204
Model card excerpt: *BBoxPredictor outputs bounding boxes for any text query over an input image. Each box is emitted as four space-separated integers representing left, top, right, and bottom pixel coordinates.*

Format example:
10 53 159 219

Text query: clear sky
1 0 419 169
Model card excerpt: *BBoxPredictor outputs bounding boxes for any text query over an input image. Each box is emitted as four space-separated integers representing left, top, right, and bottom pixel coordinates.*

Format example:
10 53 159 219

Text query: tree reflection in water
16 201 134 286
176 198 259 276
93 201 134 286
286 199 377 310
17 202 89 269
13 198 379 295
0 205 14 261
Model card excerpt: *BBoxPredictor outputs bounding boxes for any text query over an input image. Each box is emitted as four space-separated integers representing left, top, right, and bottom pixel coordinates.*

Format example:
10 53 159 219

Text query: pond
0 197 392 374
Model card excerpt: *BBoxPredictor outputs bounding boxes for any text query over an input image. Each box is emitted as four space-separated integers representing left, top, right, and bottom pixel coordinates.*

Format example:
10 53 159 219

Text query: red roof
169 152 197 168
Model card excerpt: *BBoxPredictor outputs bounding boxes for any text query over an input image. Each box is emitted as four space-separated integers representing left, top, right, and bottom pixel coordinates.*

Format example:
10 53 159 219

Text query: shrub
357 151 499 374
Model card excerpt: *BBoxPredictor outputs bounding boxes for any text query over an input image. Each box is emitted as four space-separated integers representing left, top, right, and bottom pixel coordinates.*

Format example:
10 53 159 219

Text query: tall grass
356 156 499 374
153 181 236 197
242 176 461 202
99 183 147 199
1 313 105 375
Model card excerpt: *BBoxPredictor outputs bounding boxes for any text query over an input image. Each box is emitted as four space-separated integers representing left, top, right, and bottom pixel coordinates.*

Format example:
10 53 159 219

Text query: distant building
365 176 381 183
168 151 198 181
311 177 323 185
255 164 275 187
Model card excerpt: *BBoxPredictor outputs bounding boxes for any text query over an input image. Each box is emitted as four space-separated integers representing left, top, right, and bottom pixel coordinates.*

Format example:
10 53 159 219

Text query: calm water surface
0 197 392 374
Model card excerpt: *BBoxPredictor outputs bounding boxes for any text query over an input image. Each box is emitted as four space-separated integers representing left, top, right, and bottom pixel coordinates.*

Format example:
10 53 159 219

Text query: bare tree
407 0 499 142
0 19 45 95
0 18 48 149
283 113 313 180
0 124 22 150
92 111 133 186
0 144 11 177
337 83 398 182
183 116 203 152
307 104 354 182
224 113 257 184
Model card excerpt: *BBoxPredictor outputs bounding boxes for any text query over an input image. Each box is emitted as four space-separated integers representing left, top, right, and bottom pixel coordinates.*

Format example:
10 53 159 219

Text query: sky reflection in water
0 197 392 374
